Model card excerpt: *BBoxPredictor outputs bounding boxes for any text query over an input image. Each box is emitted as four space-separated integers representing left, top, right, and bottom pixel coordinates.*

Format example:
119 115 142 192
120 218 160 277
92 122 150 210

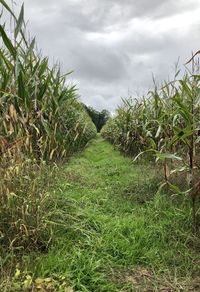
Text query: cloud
3 0 200 111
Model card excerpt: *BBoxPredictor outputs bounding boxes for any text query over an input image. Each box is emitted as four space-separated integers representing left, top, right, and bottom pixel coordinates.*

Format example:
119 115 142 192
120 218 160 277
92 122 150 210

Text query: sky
5 0 200 111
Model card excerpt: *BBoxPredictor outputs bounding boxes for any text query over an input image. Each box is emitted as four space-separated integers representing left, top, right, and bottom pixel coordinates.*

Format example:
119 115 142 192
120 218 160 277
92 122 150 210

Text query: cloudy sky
9 1 200 111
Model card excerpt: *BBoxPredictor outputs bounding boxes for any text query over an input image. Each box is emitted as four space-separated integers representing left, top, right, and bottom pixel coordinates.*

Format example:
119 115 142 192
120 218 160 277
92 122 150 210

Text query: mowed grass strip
22 136 200 291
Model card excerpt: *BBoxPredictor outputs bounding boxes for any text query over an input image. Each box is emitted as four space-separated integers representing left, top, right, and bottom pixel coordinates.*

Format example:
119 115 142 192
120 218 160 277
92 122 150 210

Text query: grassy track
23 135 200 291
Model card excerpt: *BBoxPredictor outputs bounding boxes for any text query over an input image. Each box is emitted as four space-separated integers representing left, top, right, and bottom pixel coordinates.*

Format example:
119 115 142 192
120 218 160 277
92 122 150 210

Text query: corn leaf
0 25 16 58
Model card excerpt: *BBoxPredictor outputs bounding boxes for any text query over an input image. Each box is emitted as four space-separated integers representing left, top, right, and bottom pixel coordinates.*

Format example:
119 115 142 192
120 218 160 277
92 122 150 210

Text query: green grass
2 135 200 291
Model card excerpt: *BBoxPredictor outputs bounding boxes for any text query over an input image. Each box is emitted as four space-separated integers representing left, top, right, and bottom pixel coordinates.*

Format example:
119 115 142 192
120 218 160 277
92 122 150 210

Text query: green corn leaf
26 37 35 59
32 59 41 76
1 71 10 90
17 70 31 111
133 149 156 161
0 48 13 70
17 71 25 101
0 25 16 58
174 97 192 123
38 58 49 77
15 4 24 38
179 80 193 99
14 96 22 116
38 77 50 101
156 153 182 161
0 0 28 48
0 0 16 19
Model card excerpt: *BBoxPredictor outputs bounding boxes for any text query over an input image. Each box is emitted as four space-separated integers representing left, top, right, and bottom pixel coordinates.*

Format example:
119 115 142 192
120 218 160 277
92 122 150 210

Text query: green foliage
101 97 153 155
0 158 57 251
84 105 110 132
1 1 200 290
3 136 197 292
0 1 96 161
102 69 200 229
0 0 96 266
102 74 200 160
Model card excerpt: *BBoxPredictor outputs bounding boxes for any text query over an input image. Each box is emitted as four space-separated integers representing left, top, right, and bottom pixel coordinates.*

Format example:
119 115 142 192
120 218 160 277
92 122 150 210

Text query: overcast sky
8 1 200 111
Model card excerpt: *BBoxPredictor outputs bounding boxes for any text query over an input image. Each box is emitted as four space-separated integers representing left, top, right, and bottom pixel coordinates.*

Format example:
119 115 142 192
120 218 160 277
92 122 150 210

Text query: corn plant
0 0 96 161
102 59 200 231
0 0 96 255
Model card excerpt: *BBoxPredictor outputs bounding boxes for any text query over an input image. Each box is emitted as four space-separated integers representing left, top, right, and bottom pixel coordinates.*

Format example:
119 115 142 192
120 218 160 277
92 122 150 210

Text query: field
1 135 200 291
1 1 200 291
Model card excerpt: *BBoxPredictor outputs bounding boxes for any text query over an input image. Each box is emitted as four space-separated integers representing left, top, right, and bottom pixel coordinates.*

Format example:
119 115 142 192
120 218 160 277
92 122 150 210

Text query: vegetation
0 2 96 161
0 0 96 277
1 0 200 291
84 105 110 132
102 64 200 232
1 136 200 291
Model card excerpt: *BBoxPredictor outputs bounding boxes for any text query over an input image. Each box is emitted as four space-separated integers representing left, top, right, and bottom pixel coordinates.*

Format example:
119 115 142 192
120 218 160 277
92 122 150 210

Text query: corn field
0 0 96 253
1 1 200 290
0 1 96 162
102 60 200 231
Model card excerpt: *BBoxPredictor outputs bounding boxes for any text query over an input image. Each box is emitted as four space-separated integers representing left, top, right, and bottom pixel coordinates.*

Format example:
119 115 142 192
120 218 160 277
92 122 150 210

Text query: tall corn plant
0 1 96 161
0 0 97 255
169 73 200 231
102 63 200 231
152 71 200 230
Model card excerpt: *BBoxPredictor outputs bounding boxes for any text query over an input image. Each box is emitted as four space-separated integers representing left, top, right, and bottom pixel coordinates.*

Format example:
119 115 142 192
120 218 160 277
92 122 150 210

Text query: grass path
31 135 199 291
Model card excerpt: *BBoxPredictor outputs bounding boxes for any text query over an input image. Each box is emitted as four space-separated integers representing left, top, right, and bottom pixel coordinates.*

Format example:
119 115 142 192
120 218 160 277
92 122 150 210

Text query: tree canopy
84 105 110 132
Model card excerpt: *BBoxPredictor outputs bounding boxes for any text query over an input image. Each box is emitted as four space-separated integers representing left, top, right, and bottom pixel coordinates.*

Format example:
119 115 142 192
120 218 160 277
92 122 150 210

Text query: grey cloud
23 0 196 31
5 0 200 111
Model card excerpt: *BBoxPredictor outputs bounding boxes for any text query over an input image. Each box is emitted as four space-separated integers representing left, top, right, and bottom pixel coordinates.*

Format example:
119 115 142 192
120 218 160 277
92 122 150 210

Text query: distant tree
84 105 110 132
98 109 110 132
